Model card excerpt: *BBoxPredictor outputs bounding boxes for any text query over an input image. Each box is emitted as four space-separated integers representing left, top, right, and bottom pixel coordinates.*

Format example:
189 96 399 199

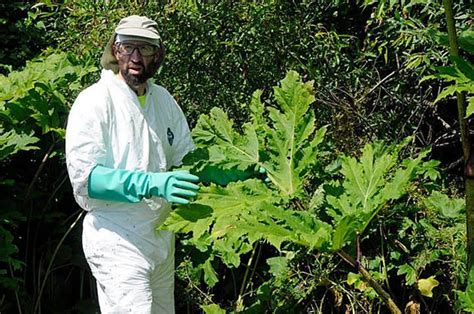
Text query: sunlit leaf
201 303 226 314
417 276 439 298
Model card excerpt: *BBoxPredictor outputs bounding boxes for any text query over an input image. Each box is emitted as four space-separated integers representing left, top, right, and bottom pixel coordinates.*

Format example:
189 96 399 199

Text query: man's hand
149 171 200 204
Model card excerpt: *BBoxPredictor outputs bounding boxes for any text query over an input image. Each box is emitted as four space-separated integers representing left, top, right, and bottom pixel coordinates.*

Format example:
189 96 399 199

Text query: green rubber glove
197 165 269 186
88 165 199 204
149 170 200 204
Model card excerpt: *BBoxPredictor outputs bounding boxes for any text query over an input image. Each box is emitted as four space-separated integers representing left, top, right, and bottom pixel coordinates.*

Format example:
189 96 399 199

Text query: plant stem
442 0 474 270
8 263 22 314
236 243 259 310
442 2 467 159
184 262 214 304
25 140 56 200
337 251 401 314
23 140 57 285
33 210 84 314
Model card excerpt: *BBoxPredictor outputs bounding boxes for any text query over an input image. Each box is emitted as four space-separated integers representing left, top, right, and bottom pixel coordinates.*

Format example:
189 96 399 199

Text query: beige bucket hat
100 15 163 73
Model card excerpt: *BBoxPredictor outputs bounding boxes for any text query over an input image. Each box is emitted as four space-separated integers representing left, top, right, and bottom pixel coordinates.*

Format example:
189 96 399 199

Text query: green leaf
331 215 363 251
459 30 474 54
328 140 426 249
201 303 226 314
240 202 332 250
422 56 474 106
190 70 326 197
434 85 459 103
193 108 259 171
249 89 268 134
162 179 278 266
347 272 361 285
397 264 417 285
458 264 474 311
346 272 370 292
467 98 474 118
423 191 464 218
417 276 439 298
0 129 39 160
202 258 219 287
266 256 288 277
265 71 321 196
451 56 474 81
309 185 325 211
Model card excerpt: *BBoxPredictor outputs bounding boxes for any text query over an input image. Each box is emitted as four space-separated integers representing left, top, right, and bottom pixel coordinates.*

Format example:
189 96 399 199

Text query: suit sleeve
169 96 195 168
65 87 108 210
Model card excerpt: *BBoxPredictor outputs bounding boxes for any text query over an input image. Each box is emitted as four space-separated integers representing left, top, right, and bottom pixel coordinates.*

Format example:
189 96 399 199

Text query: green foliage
422 55 474 116
2 0 471 312
424 190 464 218
0 1 50 72
328 139 433 251
0 129 39 161
0 52 96 136
458 266 474 312
191 71 326 197
0 52 96 312
164 71 445 311
201 303 226 314
360 0 473 153
347 272 377 299
0 216 24 291
31 1 369 128
164 72 332 283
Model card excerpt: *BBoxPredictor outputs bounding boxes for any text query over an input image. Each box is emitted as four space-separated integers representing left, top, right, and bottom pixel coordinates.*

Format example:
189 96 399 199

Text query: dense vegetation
0 0 472 313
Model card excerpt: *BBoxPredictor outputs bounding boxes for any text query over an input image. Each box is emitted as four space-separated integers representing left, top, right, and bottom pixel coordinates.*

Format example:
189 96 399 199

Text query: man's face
113 40 162 87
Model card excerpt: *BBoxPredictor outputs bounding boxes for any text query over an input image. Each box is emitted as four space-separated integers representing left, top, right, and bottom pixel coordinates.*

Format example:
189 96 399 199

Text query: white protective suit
65 69 194 313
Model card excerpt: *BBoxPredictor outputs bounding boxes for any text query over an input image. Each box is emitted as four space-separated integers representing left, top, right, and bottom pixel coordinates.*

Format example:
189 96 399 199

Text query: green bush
0 51 96 313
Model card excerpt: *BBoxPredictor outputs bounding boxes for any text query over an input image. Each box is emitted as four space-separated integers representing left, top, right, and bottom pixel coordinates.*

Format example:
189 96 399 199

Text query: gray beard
122 67 150 86
121 59 161 87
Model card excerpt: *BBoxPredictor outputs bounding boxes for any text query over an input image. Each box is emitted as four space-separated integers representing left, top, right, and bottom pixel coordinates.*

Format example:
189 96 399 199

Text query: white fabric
65 69 194 313
115 34 160 46
83 214 175 314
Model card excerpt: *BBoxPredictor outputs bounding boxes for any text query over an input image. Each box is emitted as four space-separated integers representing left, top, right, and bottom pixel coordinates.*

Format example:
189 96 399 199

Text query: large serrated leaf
162 179 277 266
237 202 332 250
264 71 320 196
193 107 259 171
329 140 429 250
191 70 326 197
0 129 39 160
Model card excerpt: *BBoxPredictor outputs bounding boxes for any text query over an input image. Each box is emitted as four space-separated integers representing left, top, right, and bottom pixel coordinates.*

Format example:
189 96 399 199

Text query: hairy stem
184 264 214 304
236 243 259 310
338 250 401 314
442 0 474 271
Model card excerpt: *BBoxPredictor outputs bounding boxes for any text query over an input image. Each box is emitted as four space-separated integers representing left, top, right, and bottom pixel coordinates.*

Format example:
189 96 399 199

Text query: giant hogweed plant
162 71 438 312
0 52 96 312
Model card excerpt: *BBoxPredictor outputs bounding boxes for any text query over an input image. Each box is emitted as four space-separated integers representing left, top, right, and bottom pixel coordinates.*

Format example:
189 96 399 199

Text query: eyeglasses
116 43 157 57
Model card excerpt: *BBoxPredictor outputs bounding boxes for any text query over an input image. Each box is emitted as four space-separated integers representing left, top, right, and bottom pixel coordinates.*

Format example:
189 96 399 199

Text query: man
65 15 199 313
